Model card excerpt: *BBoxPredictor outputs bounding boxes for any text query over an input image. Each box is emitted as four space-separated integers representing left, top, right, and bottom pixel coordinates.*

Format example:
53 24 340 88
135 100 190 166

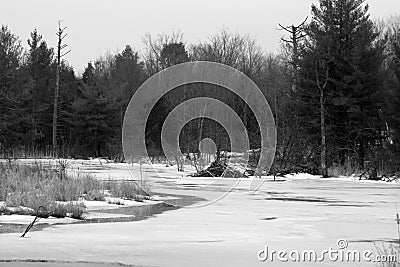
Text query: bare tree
189 29 265 77
142 31 184 76
278 17 307 92
52 20 70 156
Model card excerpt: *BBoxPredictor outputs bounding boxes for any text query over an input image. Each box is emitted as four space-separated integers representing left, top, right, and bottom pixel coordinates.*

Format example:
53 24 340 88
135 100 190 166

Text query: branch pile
191 160 247 178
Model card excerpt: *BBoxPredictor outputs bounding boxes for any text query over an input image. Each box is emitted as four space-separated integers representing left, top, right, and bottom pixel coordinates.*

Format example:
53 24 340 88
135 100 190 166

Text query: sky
2 0 400 74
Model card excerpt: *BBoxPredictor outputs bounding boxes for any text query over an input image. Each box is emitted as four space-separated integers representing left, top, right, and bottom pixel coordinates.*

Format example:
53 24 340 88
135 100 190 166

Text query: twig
21 206 47 238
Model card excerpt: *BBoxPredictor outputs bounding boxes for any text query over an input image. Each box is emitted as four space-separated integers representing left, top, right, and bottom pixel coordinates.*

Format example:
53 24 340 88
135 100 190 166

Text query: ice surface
0 159 399 266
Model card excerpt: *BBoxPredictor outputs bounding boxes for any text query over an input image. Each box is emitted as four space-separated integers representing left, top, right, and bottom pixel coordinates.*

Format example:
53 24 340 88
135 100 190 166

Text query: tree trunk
53 23 62 156
52 60 59 154
53 21 70 158
316 64 329 178
320 86 328 178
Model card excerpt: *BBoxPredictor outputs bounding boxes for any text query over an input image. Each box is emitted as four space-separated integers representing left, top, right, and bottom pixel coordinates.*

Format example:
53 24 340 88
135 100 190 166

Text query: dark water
87 192 206 223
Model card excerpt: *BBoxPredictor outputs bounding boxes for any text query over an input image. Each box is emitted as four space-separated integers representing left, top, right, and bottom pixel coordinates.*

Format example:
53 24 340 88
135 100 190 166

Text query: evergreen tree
111 46 145 156
297 0 385 173
0 25 24 149
383 26 400 164
72 50 145 158
160 42 189 68
72 63 114 157
26 29 54 147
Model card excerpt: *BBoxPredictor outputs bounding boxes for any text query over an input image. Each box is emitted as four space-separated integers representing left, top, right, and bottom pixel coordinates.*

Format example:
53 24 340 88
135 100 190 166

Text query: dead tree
278 17 307 92
315 61 329 178
276 18 307 174
52 21 70 156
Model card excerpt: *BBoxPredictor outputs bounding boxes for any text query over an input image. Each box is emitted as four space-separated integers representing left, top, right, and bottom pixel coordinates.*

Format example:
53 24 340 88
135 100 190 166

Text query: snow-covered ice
0 159 399 266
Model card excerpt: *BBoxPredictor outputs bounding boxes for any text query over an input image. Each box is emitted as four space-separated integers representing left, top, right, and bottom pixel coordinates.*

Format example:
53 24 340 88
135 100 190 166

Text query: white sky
1 0 399 73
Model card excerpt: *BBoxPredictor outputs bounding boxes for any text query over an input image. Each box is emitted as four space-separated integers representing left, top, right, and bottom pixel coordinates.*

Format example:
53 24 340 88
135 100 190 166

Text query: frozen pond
0 159 399 266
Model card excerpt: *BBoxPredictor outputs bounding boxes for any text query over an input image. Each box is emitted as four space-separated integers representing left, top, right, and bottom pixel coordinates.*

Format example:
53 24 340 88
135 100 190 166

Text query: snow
0 214 79 225
83 212 133 220
83 198 159 211
0 159 399 266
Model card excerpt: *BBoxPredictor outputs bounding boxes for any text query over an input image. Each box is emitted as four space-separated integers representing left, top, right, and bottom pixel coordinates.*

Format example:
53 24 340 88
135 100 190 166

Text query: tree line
1 0 400 176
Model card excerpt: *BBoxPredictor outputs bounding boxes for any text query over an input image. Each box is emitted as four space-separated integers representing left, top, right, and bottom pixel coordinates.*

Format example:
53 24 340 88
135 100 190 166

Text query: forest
1 0 400 178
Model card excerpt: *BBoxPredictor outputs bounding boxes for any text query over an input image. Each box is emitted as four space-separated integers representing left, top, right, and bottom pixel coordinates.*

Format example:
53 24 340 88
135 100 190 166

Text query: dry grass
48 202 86 219
0 160 156 221
0 162 102 219
328 160 362 177
0 161 152 220
374 242 399 267
373 213 400 267
104 179 150 201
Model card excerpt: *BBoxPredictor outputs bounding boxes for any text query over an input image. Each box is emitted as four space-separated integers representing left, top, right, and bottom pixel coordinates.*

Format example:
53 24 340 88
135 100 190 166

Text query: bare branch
61 49 71 57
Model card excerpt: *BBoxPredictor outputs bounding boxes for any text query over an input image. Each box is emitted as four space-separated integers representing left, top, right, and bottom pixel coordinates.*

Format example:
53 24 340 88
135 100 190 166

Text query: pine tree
384 27 400 164
0 25 24 149
72 63 114 157
297 0 385 173
26 29 54 147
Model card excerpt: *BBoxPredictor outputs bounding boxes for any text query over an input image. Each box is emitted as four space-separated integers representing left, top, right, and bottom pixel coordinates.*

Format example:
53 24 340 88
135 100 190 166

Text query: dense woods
1 0 400 177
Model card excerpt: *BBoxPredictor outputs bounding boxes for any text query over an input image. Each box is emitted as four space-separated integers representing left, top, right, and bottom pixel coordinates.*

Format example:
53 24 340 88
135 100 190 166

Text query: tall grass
373 213 400 267
0 161 153 219
0 162 103 219
104 179 151 201
327 156 365 178
328 162 362 177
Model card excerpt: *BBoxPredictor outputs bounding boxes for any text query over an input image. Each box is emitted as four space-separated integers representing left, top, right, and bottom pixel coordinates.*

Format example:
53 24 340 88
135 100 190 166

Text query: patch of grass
374 213 400 267
106 198 125 205
374 242 399 267
328 160 361 177
5 191 51 211
0 162 96 219
23 202 87 219
84 190 105 201
0 206 34 216
0 162 152 220
48 202 67 218
104 180 150 201
66 202 86 219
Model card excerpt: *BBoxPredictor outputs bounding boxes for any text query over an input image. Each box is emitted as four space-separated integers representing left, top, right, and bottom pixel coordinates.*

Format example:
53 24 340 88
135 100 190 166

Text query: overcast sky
2 0 399 73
